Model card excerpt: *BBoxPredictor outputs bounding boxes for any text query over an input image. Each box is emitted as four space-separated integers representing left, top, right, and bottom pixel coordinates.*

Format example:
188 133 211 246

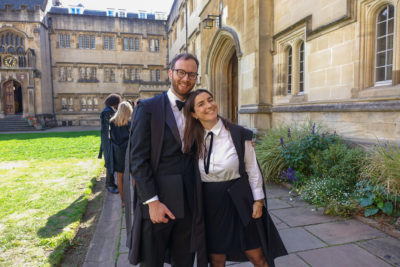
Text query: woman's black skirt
203 179 261 254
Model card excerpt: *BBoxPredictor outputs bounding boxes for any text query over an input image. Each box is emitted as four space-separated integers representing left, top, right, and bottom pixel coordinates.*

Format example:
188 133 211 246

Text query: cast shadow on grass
37 196 87 239
37 177 105 265
0 131 100 141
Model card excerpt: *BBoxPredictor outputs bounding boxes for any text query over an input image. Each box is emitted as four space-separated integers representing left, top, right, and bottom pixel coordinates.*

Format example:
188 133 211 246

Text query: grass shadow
37 195 88 239
43 176 105 266
0 131 100 141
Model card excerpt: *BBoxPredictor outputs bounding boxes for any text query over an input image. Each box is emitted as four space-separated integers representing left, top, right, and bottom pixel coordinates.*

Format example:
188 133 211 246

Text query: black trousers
139 214 195 267
105 168 115 187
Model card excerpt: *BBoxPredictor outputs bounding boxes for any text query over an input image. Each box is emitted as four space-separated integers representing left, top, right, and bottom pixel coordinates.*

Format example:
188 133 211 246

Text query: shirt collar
167 88 182 110
205 118 223 138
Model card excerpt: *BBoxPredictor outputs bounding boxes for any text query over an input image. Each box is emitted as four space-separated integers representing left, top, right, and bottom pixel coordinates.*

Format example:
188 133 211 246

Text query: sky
57 0 175 14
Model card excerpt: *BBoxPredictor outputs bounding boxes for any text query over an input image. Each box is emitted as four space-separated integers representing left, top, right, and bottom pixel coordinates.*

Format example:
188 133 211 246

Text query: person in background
110 101 134 207
183 89 287 267
99 93 121 194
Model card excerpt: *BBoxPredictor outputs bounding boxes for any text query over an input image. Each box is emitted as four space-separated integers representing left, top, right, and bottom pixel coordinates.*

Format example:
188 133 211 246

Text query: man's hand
148 200 176 223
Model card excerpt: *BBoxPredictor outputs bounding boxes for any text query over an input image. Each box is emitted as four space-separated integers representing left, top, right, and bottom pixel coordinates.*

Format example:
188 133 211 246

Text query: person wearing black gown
183 89 287 267
110 101 134 207
99 93 121 194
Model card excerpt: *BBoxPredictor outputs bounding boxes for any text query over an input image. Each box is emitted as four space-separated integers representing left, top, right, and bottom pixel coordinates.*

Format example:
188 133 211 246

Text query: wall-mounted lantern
203 15 221 29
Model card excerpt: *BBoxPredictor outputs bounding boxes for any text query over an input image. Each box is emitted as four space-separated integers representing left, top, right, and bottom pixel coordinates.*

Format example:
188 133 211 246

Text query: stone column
27 88 35 115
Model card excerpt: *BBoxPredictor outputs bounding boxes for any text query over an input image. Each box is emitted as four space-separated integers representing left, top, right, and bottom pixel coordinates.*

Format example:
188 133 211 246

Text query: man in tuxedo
128 53 205 267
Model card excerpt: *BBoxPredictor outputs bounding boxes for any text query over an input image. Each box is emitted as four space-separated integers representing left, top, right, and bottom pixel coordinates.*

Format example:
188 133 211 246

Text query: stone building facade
0 0 54 124
168 0 400 143
0 0 168 126
49 10 168 126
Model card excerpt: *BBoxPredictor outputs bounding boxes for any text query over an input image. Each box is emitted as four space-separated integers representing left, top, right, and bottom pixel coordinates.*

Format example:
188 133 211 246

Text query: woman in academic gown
109 101 134 207
183 89 287 267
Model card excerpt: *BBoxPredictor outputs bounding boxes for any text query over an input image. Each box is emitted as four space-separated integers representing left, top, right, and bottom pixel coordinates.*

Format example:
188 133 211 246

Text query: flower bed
256 120 399 220
23 115 44 130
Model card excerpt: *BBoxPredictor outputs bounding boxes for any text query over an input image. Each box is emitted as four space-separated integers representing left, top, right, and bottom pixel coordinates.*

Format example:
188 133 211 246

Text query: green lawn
0 131 104 266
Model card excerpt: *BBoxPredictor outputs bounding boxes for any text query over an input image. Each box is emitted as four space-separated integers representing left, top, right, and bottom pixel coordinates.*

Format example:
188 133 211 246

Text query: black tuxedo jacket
123 92 207 266
129 92 190 218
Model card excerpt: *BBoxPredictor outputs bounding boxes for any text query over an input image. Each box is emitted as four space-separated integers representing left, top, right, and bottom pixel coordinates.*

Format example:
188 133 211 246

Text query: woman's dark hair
104 94 122 107
170 53 199 69
183 89 228 158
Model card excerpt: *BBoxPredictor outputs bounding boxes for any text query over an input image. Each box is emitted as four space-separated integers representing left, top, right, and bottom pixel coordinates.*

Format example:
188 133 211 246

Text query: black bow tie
176 100 185 111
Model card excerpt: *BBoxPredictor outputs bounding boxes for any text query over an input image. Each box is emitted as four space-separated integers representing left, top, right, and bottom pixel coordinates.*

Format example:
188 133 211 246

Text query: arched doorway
206 29 241 123
3 80 23 115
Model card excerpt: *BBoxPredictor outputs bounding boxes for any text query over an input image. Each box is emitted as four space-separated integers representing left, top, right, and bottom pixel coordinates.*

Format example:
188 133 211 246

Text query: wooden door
228 53 238 123
4 80 15 115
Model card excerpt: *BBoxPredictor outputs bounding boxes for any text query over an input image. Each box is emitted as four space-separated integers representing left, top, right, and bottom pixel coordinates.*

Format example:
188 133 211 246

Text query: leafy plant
255 125 292 183
256 120 321 183
311 143 365 185
356 180 394 217
279 123 340 186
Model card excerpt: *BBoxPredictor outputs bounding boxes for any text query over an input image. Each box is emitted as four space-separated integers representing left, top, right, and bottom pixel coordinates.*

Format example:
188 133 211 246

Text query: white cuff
143 195 159 204
251 188 265 201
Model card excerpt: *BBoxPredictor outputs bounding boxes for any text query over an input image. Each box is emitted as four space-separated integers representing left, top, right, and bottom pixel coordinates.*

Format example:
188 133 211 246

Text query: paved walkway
84 184 400 267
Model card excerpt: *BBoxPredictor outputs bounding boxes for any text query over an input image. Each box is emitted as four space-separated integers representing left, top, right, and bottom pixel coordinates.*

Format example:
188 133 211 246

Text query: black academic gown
123 92 207 267
98 106 115 168
196 122 288 266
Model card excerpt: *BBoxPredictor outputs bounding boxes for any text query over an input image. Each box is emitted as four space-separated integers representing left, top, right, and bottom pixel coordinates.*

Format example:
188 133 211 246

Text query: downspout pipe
185 0 188 52
47 16 56 123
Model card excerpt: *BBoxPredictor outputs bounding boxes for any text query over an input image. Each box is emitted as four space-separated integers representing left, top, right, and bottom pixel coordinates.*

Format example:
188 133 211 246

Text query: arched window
0 31 25 54
375 5 394 84
287 47 293 95
298 41 305 93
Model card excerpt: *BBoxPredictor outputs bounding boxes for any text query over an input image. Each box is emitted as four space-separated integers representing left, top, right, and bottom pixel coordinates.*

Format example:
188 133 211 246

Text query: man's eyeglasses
172 69 198 80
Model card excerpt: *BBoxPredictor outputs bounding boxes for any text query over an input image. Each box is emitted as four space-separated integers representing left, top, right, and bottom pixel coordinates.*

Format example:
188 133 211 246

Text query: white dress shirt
144 89 186 204
167 88 185 147
199 119 265 200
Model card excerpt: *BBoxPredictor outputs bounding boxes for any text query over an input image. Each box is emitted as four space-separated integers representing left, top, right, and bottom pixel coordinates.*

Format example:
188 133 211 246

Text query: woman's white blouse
199 119 265 200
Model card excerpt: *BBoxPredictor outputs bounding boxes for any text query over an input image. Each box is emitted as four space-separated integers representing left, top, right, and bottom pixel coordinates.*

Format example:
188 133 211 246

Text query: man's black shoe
106 185 119 194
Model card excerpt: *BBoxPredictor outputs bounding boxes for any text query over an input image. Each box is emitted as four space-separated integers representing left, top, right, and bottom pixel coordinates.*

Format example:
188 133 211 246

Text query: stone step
0 117 38 132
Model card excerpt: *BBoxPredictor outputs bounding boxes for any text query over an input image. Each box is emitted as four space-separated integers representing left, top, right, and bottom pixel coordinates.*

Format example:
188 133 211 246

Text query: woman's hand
252 200 264 219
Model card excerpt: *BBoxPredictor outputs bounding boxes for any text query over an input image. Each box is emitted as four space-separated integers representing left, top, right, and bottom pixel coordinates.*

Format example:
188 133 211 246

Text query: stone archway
206 29 241 123
2 79 23 115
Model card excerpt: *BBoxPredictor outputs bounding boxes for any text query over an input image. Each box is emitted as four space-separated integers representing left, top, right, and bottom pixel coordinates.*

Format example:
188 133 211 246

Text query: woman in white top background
183 89 287 267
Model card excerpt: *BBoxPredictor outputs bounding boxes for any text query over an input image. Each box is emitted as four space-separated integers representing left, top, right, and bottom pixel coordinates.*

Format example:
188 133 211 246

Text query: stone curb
83 190 122 267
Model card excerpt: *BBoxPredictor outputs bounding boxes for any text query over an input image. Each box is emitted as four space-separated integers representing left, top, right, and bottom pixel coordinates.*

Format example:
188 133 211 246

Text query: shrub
255 121 319 183
361 142 400 200
255 125 292 183
279 123 340 186
299 143 365 216
311 143 365 185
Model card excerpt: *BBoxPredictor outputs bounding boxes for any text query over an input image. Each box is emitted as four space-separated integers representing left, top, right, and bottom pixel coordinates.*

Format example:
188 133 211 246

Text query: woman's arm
244 140 265 218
